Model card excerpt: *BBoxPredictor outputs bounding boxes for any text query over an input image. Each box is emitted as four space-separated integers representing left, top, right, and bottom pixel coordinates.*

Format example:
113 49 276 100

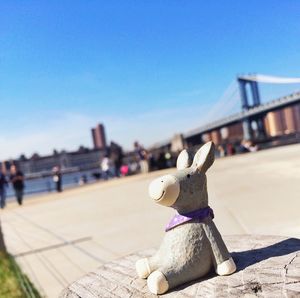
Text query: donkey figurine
136 142 236 294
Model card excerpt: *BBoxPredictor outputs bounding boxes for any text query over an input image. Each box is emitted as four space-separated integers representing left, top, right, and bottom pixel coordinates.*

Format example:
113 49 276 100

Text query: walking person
134 142 149 173
101 155 113 180
0 169 8 209
52 166 62 192
10 165 25 206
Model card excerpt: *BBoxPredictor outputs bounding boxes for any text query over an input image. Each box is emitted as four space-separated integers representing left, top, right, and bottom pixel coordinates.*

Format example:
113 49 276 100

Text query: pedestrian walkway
1 144 300 297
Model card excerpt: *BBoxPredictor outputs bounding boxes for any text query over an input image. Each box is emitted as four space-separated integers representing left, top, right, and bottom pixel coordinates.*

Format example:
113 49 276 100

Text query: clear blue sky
1 1 300 159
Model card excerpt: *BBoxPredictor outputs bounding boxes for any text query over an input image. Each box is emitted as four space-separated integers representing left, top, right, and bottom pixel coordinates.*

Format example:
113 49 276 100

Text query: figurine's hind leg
203 220 236 275
135 255 160 279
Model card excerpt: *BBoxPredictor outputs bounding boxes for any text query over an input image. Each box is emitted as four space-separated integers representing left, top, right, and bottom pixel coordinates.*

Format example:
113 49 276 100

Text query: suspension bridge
154 74 300 149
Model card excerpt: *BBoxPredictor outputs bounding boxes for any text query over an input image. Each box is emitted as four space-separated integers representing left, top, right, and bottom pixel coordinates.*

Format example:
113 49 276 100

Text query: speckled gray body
149 221 212 289
136 142 236 293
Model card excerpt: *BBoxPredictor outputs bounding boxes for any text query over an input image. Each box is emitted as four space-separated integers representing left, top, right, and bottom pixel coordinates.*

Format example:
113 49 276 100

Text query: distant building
264 103 300 137
3 123 123 176
17 148 106 175
171 134 186 152
91 123 107 149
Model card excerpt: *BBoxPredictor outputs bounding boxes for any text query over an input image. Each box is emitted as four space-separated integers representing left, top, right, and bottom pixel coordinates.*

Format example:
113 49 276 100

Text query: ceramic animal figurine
136 142 236 294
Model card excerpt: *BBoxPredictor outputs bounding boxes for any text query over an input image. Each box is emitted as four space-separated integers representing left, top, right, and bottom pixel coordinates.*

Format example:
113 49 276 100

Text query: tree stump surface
60 235 300 297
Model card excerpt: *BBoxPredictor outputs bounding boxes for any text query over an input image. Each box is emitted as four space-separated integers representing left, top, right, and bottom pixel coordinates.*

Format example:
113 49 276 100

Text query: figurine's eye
187 174 191 178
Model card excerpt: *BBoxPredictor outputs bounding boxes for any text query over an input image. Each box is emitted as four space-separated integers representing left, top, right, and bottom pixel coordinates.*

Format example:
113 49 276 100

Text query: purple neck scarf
165 206 214 232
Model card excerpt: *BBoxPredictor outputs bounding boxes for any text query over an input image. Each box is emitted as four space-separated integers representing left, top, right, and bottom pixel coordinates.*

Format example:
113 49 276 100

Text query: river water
5 169 102 201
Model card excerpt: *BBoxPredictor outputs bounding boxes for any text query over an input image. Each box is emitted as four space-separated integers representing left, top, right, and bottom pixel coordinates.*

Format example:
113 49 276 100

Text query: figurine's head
148 142 215 213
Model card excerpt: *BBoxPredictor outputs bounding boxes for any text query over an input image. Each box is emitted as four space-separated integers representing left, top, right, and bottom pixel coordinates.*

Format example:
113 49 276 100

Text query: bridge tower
238 76 265 140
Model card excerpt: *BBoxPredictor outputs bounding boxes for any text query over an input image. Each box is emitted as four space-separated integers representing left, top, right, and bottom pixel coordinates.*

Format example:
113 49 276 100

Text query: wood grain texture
60 235 300 297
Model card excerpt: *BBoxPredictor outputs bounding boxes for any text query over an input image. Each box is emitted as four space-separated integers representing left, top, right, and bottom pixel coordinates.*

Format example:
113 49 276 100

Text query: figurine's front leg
135 255 160 279
147 264 212 294
147 270 169 294
203 220 236 275
147 256 212 295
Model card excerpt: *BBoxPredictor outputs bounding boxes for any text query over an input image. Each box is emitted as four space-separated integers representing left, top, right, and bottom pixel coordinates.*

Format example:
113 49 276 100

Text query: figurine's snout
148 175 180 207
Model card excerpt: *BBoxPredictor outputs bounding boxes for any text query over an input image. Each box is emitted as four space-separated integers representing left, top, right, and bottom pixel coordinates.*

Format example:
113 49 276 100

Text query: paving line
89 239 120 257
210 192 249 234
36 250 70 286
2 220 46 297
4 217 90 295
3 212 102 293
14 236 92 257
57 247 87 274
6 224 61 247
5 219 67 289
11 210 106 264
225 206 250 234
10 254 35 298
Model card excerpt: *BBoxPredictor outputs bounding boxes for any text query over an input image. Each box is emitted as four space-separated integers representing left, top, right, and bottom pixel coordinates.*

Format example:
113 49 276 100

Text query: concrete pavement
1 143 300 297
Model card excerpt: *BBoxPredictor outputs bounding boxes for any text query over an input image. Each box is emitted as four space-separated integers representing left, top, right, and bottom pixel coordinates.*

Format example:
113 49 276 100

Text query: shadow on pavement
231 237 300 271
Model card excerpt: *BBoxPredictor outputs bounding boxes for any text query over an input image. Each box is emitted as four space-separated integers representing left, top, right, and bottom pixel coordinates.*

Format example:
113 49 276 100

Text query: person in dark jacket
52 166 62 192
0 170 8 209
10 165 25 205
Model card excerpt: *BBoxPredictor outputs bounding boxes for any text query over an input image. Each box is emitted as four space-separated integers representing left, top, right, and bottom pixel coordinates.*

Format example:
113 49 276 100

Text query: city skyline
1 1 300 160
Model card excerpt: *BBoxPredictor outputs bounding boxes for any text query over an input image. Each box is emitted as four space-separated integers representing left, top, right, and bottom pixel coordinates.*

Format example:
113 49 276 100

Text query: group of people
0 165 25 209
123 142 176 174
0 140 260 208
98 142 153 180
216 140 258 157
134 142 178 172
0 164 64 210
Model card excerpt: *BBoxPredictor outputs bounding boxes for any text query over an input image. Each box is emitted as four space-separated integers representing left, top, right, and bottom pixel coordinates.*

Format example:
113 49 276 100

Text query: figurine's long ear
176 149 193 170
192 142 215 172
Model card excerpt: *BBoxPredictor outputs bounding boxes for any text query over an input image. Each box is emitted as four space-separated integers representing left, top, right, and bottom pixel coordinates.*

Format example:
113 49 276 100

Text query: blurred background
1 1 300 197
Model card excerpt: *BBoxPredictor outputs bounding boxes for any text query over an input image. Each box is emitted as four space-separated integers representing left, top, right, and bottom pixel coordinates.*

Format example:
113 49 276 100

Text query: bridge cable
239 74 300 84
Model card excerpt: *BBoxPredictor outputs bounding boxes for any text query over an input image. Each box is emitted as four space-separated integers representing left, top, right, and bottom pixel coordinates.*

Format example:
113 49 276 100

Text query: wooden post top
61 235 300 297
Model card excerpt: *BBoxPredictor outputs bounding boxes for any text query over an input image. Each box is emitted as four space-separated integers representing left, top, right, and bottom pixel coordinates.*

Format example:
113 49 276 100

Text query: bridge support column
250 81 261 106
256 117 266 139
238 79 249 110
242 118 252 140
